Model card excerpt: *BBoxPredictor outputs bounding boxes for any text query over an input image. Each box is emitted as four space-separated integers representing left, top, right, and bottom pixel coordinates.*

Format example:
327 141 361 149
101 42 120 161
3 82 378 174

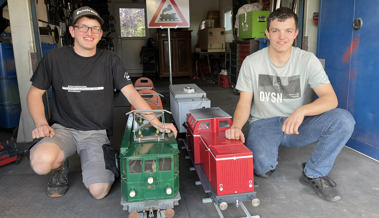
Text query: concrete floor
1 77 378 218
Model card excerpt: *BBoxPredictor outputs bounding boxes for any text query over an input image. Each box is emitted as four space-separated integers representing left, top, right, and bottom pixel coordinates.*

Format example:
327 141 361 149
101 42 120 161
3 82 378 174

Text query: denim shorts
32 123 115 186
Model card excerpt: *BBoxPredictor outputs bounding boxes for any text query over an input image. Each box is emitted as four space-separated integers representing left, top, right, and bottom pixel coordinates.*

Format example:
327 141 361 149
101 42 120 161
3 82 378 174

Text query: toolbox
238 11 270 39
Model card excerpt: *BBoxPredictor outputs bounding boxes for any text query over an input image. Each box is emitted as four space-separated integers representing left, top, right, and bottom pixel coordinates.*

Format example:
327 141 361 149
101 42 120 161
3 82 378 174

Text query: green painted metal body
120 112 179 202
238 11 270 39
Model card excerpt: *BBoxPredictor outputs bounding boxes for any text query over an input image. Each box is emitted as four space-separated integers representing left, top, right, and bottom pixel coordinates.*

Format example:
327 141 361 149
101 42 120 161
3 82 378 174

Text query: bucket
0 103 21 128
0 78 20 105
0 43 16 79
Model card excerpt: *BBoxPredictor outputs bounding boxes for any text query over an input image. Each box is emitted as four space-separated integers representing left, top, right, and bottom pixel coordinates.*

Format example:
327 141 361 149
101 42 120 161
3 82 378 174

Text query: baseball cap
71 6 104 26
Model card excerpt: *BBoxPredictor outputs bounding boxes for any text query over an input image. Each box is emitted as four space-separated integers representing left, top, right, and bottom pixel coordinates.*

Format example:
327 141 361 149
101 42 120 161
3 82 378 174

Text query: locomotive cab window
198 121 210 130
145 160 157 172
219 120 230 128
159 158 172 171
129 159 142 173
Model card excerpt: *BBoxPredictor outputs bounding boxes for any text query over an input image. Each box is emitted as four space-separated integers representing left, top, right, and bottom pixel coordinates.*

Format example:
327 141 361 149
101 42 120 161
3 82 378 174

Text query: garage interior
0 0 378 218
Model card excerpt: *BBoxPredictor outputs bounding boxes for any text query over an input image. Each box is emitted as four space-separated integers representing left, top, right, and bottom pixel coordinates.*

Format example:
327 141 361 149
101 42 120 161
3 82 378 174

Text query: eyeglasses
74 25 102 34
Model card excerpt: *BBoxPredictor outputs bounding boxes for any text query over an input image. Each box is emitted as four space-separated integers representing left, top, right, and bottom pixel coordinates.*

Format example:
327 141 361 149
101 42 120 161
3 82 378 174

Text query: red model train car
186 107 255 196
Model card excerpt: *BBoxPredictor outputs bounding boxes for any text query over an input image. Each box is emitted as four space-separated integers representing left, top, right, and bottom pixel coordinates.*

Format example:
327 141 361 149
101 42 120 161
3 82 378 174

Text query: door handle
353 18 363 30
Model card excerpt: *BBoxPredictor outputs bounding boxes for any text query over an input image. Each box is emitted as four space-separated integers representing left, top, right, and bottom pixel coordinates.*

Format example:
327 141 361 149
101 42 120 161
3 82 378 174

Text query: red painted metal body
199 132 212 180
186 110 232 164
0 141 18 166
208 135 254 195
186 107 255 196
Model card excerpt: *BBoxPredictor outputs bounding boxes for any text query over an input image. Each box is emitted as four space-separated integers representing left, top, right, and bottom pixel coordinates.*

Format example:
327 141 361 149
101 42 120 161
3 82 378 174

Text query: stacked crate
237 39 260 72
229 40 260 87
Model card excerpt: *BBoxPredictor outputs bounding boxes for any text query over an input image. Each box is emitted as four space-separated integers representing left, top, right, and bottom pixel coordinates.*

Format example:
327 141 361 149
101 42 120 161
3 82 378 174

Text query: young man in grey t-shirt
226 7 355 202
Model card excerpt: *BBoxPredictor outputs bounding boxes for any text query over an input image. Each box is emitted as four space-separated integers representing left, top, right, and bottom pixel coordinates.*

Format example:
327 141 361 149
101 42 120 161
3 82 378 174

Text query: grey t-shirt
236 46 330 123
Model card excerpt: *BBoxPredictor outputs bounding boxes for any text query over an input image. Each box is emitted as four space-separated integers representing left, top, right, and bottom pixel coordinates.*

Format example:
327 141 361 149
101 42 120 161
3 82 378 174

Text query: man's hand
281 83 338 135
225 126 245 143
153 122 178 138
163 123 178 138
282 109 305 135
32 124 55 139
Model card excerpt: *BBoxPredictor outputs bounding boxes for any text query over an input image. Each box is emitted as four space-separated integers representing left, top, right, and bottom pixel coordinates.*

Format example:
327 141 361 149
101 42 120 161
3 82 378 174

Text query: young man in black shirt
27 6 177 199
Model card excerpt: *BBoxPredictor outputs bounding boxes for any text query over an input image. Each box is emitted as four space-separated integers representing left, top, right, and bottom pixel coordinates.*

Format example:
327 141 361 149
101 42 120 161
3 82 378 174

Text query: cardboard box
199 28 226 52
239 11 270 39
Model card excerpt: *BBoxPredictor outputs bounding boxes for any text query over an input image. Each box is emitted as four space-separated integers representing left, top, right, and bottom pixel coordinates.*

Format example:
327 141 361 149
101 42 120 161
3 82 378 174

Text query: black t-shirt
31 46 132 131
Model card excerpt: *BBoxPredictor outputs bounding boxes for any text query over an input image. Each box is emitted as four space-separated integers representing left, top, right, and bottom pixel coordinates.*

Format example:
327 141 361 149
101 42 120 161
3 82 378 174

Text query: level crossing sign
146 0 190 28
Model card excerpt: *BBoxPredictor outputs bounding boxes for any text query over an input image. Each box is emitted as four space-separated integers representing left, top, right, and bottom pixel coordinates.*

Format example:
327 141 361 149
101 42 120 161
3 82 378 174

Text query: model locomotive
120 109 180 218
120 78 180 218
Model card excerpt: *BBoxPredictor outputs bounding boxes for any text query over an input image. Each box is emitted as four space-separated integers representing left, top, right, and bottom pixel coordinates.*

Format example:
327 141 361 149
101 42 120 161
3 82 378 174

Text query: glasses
74 25 102 34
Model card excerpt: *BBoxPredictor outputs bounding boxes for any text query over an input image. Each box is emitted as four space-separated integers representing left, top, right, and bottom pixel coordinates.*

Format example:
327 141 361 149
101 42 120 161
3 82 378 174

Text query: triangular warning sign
149 0 189 27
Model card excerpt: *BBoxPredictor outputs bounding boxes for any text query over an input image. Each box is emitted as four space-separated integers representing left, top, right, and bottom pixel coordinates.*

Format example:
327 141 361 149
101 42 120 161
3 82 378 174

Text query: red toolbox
0 140 18 166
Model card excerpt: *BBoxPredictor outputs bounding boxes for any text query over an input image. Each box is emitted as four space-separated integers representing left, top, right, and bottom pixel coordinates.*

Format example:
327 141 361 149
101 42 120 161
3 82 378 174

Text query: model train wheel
251 198 260 207
219 202 228 211
128 212 139 218
165 208 175 218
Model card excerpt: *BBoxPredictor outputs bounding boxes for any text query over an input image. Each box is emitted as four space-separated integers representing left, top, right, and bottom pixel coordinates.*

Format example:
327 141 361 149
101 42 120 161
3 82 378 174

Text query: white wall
8 0 37 142
35 0 48 23
303 0 319 54
189 0 219 50
219 0 233 43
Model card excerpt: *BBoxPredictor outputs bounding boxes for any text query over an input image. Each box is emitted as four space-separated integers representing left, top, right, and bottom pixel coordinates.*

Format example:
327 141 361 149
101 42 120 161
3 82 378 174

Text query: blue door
317 0 379 160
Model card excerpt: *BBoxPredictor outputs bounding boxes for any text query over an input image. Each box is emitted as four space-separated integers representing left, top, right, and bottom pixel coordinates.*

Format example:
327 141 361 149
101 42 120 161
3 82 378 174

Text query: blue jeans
246 108 355 178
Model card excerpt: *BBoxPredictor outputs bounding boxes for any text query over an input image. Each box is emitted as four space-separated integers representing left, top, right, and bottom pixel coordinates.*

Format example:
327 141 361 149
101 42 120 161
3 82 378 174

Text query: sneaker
47 160 69 198
255 168 276 178
301 163 341 202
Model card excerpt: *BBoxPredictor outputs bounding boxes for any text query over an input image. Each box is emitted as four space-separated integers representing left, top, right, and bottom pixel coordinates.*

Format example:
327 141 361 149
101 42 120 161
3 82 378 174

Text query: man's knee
30 143 64 175
329 108 355 133
88 183 112 200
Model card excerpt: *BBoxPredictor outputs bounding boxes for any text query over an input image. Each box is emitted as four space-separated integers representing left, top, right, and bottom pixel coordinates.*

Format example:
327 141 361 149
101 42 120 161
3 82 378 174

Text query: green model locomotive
120 109 180 217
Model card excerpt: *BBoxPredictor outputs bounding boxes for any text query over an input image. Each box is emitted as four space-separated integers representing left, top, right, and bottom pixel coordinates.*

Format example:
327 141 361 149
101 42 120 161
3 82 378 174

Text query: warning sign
147 0 190 28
